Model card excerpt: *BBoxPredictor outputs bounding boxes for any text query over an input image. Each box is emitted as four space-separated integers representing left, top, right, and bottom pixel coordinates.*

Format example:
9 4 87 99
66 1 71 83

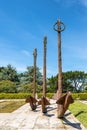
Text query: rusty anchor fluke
25 96 38 110
38 96 50 113
56 91 74 118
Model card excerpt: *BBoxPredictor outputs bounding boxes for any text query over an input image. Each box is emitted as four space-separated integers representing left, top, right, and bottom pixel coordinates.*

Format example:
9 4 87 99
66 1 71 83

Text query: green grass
69 100 87 128
0 100 25 113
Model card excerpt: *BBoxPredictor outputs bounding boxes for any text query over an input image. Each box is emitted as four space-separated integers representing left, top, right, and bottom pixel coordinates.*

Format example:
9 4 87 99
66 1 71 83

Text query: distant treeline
0 64 87 93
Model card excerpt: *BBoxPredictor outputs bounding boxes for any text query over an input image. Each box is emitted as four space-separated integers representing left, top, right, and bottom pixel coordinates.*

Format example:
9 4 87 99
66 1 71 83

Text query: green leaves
0 64 19 82
47 71 87 93
0 80 17 93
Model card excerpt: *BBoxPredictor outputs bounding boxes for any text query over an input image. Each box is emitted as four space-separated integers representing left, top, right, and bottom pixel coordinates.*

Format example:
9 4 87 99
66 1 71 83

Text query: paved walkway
79 100 87 105
0 99 86 130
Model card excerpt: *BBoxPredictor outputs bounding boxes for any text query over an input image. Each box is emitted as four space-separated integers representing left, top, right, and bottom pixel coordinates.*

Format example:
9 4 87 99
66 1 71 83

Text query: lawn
69 100 87 128
0 100 25 113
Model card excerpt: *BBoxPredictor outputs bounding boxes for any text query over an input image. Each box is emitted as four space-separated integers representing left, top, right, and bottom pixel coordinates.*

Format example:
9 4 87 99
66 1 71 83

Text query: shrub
72 93 87 100
0 93 31 99
0 93 87 100
19 82 42 93
0 80 17 93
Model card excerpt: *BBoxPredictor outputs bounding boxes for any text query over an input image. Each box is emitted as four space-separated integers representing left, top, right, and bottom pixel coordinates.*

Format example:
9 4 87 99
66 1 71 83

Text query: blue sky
0 0 87 77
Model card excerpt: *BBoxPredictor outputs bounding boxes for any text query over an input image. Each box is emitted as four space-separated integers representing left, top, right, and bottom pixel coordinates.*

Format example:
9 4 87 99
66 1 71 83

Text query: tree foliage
0 64 19 83
64 71 87 92
47 71 87 93
19 82 42 93
19 66 43 86
47 76 58 93
0 80 17 93
0 64 87 93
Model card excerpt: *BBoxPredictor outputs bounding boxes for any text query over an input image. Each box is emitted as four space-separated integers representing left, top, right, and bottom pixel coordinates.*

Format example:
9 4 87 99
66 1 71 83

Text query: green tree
47 76 58 93
20 66 43 86
62 72 74 92
19 82 42 93
0 64 19 83
47 71 87 93
0 80 17 93
82 82 87 92
65 71 86 92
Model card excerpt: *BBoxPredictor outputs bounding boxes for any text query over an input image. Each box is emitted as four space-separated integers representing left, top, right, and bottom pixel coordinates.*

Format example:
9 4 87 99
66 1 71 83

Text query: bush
0 93 87 100
0 80 17 93
72 93 87 100
0 93 31 99
19 82 42 93
38 93 54 99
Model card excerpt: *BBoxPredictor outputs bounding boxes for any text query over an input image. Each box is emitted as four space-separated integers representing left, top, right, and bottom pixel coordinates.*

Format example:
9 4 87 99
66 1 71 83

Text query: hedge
0 93 87 100
72 93 87 100
0 93 31 99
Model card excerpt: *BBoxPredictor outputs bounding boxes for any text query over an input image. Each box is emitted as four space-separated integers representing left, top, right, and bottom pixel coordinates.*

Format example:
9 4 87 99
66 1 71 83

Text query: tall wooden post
43 36 47 97
25 48 37 110
53 19 65 117
57 20 62 98
38 36 50 113
33 48 37 98
57 20 63 117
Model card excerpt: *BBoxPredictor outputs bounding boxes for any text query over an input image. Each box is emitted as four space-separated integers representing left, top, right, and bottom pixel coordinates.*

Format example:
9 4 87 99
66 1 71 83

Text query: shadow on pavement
44 113 55 117
62 117 82 130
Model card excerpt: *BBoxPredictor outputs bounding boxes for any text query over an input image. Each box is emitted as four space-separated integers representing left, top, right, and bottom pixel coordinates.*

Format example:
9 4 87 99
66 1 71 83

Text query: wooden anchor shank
38 36 50 113
25 48 37 110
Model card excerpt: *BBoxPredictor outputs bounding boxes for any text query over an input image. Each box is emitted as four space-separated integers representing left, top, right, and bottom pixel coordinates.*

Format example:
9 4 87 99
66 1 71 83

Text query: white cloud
53 0 87 7
16 67 26 72
21 50 30 57
80 0 87 7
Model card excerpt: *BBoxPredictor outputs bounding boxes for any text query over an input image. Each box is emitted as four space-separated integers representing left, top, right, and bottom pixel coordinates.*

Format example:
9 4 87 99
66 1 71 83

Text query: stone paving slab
0 100 6 103
0 99 86 130
79 100 87 105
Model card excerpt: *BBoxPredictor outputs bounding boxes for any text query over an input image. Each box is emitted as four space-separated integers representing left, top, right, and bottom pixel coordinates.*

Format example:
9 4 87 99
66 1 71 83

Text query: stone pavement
79 100 87 105
0 99 86 130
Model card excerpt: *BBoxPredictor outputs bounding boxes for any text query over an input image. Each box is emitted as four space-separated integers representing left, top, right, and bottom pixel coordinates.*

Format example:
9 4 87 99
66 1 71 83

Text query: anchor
53 20 74 117
56 91 74 117
26 95 37 110
38 36 50 113
25 48 38 110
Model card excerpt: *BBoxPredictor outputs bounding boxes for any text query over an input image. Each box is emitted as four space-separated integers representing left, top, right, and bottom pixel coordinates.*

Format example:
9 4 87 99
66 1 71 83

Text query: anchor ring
53 20 65 32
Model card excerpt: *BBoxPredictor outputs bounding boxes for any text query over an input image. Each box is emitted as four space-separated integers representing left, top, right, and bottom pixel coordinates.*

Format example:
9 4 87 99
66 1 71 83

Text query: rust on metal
53 19 65 117
56 91 74 117
25 96 37 110
38 96 50 113
53 20 74 117
25 48 37 110
53 20 65 100
39 36 50 113
33 48 37 98
43 36 47 97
